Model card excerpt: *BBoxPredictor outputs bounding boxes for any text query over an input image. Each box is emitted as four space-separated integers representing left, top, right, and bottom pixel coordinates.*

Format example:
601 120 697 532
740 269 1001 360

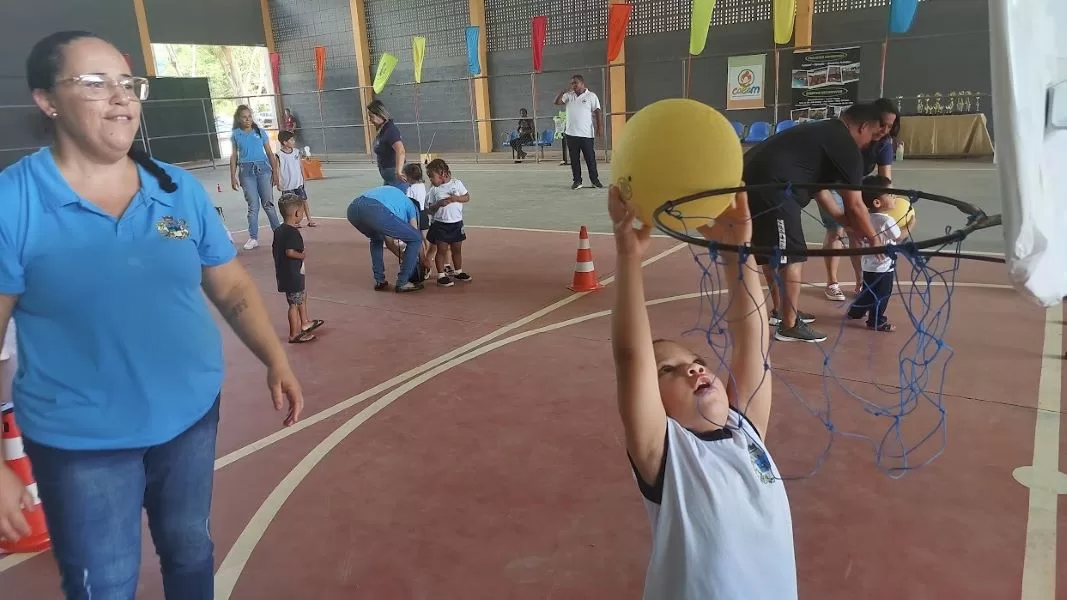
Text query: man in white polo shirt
554 74 603 190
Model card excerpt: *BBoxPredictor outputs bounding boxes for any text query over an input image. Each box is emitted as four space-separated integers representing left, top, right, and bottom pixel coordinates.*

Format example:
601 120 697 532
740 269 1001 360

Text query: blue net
664 187 981 480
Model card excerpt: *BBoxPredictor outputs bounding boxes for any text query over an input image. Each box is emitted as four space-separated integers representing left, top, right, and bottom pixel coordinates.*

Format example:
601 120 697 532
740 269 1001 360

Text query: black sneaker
591 181 604 188
571 182 582 190
437 275 455 287
768 310 815 326
774 320 828 343
395 282 424 293
374 281 389 292
444 264 455 276
453 271 472 282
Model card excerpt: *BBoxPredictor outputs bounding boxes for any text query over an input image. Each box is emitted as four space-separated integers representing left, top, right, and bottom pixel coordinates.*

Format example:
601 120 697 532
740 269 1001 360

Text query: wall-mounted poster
790 46 861 122
726 54 766 110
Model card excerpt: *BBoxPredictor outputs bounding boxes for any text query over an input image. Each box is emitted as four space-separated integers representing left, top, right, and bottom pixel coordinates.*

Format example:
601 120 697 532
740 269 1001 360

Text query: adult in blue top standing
347 186 425 293
0 31 304 600
229 104 282 251
367 99 408 190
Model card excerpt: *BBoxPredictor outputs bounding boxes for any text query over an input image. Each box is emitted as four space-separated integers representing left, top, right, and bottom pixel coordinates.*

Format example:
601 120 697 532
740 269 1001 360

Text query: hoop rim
651 182 1001 258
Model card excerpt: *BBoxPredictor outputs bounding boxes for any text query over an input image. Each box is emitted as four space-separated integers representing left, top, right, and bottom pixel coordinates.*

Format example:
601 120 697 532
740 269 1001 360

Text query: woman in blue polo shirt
368 99 408 190
0 31 304 600
229 104 282 251
347 185 425 293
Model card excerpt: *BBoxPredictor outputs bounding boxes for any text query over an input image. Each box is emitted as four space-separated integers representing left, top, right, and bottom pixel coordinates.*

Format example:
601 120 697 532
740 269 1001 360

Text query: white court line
214 279 1024 597
0 242 687 576
1018 305 1064 600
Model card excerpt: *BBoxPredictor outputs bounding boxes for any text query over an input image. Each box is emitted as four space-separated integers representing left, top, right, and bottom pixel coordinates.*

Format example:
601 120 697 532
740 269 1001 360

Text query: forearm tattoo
226 297 249 322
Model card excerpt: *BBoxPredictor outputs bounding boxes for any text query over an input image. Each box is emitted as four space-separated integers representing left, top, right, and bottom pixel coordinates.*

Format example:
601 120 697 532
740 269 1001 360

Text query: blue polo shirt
362 185 418 223
232 127 271 164
0 148 238 450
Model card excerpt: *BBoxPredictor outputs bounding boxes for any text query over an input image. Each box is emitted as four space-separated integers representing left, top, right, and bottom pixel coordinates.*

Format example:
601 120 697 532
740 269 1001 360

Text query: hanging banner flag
412 36 427 83
607 4 632 62
889 0 919 34
314 46 327 90
466 26 481 75
373 52 398 93
772 0 796 45
689 0 717 56
269 52 282 93
726 54 766 110
532 16 548 72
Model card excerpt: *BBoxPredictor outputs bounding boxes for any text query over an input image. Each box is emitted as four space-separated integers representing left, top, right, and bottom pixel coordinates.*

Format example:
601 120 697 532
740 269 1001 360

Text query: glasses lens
127 78 149 101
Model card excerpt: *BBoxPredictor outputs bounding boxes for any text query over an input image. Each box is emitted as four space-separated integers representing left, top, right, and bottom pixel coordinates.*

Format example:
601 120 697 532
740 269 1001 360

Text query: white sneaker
243 238 259 250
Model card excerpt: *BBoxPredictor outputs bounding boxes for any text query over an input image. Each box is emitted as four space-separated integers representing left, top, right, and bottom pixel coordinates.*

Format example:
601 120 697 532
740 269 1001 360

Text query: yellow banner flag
412 36 426 83
773 0 796 45
689 0 717 56
373 52 398 94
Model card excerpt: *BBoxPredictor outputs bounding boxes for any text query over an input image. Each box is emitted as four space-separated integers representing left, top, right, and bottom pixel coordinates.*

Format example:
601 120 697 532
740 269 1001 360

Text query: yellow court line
215 279 1031 597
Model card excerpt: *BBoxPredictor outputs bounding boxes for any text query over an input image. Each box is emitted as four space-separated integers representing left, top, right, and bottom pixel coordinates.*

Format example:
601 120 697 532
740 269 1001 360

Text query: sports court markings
215 279 1059 600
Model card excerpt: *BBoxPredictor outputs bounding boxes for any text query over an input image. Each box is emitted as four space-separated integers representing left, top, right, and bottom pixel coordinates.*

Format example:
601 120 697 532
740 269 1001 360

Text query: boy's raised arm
610 187 668 486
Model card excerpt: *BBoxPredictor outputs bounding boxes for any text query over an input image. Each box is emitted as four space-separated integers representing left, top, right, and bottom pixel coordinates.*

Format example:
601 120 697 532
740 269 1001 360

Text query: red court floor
0 220 1063 599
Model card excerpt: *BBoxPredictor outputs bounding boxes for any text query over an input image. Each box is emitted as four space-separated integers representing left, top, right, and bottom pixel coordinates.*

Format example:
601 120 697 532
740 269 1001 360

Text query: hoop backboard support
990 0 1067 307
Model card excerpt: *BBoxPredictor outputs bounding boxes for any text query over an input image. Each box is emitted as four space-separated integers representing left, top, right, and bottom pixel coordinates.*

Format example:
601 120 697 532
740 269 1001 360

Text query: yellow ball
886 196 916 234
612 99 743 231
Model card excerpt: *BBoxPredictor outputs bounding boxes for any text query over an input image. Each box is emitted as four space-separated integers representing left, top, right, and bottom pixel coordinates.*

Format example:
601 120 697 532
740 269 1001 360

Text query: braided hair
26 31 176 193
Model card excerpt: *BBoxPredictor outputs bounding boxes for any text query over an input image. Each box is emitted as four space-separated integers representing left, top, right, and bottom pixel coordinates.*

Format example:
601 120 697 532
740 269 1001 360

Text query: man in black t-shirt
743 103 883 343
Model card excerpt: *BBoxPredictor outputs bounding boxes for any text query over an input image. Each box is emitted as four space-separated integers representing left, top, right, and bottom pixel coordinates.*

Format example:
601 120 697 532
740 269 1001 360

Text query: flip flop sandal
289 331 316 343
303 319 325 333
308 221 318 227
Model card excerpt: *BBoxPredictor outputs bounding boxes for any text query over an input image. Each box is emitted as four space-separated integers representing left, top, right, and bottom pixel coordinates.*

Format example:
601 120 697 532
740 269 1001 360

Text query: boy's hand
608 185 652 257
697 188 752 246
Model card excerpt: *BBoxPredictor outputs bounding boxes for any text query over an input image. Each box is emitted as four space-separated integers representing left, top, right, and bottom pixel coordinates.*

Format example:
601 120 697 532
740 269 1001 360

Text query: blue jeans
23 398 220 600
238 161 281 241
347 196 422 286
379 167 409 193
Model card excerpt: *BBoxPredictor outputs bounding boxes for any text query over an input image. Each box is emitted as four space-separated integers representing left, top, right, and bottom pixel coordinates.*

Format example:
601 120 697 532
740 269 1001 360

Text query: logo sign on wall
727 54 766 110
790 46 861 122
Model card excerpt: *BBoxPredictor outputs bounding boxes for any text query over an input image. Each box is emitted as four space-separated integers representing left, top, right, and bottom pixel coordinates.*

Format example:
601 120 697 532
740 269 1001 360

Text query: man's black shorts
748 189 808 266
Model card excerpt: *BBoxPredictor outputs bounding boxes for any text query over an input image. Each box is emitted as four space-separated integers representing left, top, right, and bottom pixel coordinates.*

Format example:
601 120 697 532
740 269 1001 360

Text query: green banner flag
689 0 717 56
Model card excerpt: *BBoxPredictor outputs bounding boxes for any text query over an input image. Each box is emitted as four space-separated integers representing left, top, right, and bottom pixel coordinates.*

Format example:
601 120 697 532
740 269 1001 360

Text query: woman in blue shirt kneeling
0 31 304 600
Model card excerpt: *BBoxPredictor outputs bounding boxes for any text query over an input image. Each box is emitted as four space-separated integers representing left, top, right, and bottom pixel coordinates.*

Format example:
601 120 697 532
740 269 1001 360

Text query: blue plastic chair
774 119 796 134
743 121 772 143
731 120 745 139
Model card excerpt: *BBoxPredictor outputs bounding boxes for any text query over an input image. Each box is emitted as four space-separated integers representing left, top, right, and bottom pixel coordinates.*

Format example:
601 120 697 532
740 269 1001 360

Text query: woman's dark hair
233 105 261 135
25 30 176 193
402 162 423 182
872 97 901 140
367 99 390 123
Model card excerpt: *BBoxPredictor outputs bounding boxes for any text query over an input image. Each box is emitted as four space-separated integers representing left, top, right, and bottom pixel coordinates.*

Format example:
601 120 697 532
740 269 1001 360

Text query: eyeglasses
58 74 150 101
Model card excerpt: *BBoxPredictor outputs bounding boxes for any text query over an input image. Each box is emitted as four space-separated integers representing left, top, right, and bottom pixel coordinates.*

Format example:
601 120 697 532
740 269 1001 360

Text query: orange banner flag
314 47 327 90
607 4 632 62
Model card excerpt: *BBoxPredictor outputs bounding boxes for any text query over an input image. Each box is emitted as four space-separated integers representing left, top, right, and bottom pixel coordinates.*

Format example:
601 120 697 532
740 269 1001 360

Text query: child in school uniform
847 175 903 332
425 159 471 287
403 162 433 282
276 130 316 227
272 194 324 344
609 185 797 600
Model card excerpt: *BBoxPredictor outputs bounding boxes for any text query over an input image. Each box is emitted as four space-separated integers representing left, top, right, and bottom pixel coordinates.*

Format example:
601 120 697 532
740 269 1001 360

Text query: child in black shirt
273 194 324 343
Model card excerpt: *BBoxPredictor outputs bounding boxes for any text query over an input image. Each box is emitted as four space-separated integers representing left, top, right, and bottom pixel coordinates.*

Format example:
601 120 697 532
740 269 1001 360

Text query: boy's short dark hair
402 162 423 182
278 130 295 144
278 192 303 217
861 174 892 208
425 158 450 178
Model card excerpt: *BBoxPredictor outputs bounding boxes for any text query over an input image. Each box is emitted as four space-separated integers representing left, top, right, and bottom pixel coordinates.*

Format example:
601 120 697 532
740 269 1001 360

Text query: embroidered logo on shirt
156 216 190 240
748 442 776 484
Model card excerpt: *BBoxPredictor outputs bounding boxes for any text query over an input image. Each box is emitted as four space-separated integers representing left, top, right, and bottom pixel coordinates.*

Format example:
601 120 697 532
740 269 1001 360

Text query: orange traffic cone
0 403 50 554
568 226 603 292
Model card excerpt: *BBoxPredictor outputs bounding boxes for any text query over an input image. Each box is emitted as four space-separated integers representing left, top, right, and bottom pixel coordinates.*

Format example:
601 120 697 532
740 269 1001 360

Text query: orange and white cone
0 403 50 554
568 226 603 292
